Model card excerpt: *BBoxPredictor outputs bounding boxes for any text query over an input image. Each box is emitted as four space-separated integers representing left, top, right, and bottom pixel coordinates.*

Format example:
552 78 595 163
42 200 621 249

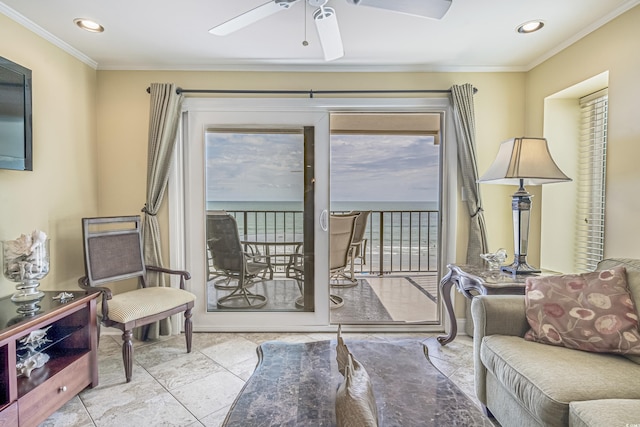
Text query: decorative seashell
17 358 38 378
29 230 47 252
18 326 52 351
31 352 50 368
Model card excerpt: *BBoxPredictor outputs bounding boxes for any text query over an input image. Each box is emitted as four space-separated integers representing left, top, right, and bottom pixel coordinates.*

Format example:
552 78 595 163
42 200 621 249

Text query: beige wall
528 4 640 262
0 14 98 297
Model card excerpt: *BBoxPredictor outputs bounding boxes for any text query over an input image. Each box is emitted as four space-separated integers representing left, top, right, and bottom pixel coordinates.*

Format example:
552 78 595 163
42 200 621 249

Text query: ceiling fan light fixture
74 18 104 33
313 6 344 61
517 20 544 34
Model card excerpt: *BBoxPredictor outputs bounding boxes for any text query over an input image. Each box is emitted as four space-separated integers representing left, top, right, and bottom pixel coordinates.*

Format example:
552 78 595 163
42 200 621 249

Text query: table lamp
478 137 571 274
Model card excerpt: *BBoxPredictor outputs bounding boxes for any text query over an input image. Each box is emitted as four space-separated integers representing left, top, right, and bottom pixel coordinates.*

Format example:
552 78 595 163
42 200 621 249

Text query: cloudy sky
330 134 440 202
206 132 440 203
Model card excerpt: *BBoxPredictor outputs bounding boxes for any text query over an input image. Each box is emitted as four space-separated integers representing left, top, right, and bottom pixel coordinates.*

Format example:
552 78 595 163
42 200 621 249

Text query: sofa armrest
471 295 529 405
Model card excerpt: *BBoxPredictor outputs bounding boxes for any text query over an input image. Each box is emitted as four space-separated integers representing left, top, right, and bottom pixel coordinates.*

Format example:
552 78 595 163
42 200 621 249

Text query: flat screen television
0 56 32 171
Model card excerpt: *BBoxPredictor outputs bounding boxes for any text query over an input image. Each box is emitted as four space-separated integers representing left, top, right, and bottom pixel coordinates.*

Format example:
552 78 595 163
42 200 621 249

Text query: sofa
472 258 640 427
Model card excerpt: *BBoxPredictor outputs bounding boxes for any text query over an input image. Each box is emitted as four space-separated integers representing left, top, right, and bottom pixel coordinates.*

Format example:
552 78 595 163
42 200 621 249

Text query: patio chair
286 248 346 309
348 210 370 280
285 215 357 309
329 214 358 288
207 213 269 309
79 215 195 383
285 251 306 308
206 210 237 289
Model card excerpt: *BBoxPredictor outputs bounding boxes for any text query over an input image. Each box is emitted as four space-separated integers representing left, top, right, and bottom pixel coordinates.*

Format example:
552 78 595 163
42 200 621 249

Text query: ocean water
207 201 439 272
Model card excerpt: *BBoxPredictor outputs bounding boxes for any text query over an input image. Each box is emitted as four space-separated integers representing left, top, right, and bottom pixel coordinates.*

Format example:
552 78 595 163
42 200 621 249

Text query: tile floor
40 331 488 427
207 274 440 324
364 276 439 322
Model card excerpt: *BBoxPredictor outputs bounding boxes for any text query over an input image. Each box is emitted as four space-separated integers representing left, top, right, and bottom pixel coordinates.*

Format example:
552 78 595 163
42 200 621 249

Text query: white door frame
168 97 457 332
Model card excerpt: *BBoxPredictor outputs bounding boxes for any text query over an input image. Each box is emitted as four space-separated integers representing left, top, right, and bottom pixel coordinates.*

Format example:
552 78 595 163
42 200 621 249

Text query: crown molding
525 0 640 70
96 62 528 73
3 0 638 74
0 1 98 69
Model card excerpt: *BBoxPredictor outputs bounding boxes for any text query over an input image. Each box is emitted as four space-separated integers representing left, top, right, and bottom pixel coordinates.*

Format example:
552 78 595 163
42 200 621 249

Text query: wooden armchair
78 216 196 382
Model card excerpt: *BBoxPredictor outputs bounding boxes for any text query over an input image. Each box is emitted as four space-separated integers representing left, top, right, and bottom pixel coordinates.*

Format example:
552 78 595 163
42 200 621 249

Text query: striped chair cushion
100 287 196 323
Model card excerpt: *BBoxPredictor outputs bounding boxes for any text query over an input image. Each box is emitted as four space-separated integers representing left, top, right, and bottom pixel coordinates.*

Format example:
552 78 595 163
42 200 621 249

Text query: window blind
574 88 608 272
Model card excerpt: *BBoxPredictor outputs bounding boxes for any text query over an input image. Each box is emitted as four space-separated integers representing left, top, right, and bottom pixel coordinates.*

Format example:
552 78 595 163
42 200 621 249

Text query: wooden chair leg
122 330 133 382
185 308 193 353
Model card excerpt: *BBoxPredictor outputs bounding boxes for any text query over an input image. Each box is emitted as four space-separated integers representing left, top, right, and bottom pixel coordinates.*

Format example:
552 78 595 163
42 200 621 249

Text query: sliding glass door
328 113 443 325
180 102 330 331
173 98 457 332
205 128 315 312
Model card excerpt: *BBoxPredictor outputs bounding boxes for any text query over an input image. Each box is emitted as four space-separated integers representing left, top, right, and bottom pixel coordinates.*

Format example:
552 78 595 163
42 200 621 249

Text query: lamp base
501 260 540 275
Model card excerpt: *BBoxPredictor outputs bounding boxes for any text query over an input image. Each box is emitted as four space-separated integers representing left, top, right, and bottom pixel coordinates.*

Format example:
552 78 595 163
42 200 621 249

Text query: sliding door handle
320 209 328 231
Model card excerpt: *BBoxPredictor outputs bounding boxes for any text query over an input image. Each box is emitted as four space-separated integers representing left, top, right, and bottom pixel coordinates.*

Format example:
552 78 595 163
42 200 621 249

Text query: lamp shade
478 137 572 186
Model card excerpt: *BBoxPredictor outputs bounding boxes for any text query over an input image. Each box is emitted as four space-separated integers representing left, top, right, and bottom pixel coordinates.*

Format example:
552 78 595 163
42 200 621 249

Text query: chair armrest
286 253 304 278
244 252 268 262
471 295 529 405
146 265 191 289
78 276 113 319
472 294 529 337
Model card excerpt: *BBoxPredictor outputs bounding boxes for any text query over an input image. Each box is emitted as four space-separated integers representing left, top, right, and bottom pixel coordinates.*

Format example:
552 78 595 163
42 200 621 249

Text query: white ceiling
1 0 638 72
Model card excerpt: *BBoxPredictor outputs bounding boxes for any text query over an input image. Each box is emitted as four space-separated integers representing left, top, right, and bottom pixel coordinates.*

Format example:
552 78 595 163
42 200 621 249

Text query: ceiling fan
209 0 453 61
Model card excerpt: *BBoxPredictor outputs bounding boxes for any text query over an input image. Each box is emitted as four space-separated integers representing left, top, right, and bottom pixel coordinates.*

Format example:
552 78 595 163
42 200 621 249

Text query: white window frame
168 97 458 332
575 89 608 272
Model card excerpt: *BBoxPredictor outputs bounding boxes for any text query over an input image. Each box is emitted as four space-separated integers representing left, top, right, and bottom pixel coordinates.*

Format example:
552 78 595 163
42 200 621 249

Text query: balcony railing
217 209 439 274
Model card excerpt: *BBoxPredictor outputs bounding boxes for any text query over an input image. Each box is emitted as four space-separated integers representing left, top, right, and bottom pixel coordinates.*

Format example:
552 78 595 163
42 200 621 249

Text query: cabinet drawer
0 402 18 426
18 353 91 427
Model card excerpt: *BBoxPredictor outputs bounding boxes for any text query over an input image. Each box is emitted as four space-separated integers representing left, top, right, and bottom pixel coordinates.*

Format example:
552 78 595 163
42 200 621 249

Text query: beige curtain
450 84 488 266
139 83 183 340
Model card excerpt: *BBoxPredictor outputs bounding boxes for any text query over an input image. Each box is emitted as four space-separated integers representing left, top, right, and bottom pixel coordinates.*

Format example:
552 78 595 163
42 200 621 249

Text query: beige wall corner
0 14 98 297
528 4 640 265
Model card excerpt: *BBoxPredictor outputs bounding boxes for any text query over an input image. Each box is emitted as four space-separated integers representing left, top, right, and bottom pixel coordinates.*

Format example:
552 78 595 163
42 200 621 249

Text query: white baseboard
99 326 122 336
458 317 473 337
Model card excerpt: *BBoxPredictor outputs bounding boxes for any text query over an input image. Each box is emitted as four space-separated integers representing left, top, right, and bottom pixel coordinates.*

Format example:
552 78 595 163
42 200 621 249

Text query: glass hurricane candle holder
3 237 50 302
480 248 507 271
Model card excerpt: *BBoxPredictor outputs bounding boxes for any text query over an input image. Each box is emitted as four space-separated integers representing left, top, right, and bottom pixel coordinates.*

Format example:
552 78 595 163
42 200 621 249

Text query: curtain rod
145 87 477 98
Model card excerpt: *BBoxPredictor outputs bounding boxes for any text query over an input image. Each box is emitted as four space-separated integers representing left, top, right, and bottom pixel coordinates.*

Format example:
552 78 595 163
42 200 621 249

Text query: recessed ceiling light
74 18 104 33
516 20 544 34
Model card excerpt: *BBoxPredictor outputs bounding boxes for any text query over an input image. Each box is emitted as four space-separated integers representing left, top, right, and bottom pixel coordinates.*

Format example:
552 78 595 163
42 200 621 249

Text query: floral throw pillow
524 266 640 355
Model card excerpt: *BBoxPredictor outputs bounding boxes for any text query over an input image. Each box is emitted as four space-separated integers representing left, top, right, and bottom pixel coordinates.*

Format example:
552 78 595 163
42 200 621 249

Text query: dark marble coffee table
222 339 493 426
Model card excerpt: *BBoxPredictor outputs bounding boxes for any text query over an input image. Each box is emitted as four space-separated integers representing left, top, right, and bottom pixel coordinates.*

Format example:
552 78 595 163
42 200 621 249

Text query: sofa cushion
597 259 640 312
524 266 640 355
597 258 640 364
570 399 640 427
481 335 640 426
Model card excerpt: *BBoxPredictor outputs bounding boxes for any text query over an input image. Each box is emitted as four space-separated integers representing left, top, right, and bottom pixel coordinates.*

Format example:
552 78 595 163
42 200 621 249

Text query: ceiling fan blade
345 0 452 19
313 7 344 61
209 0 300 36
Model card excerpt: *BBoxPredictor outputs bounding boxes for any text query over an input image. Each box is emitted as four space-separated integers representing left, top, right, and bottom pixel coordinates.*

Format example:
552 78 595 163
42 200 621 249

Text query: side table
437 264 536 346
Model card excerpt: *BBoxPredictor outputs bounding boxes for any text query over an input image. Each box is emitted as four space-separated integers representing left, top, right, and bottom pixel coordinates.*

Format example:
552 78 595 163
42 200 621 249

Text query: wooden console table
437 264 539 346
0 290 99 426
